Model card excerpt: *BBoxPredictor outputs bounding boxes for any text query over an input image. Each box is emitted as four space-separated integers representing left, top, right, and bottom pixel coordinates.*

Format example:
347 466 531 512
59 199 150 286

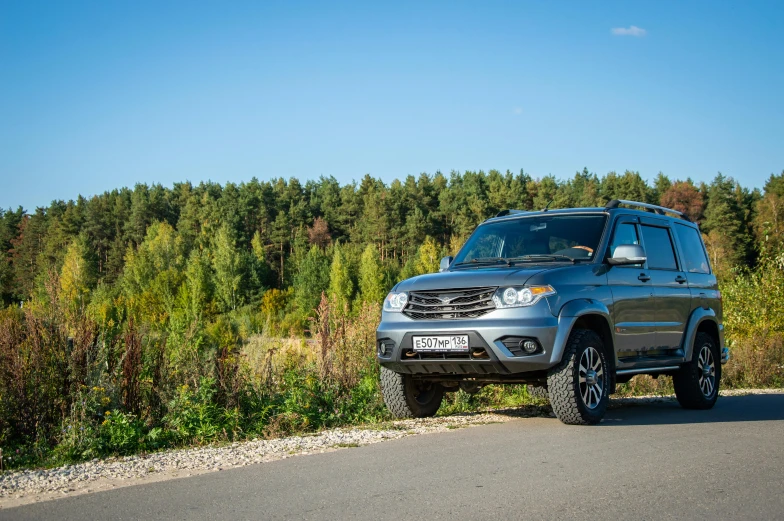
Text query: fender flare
681 307 724 361
550 299 615 366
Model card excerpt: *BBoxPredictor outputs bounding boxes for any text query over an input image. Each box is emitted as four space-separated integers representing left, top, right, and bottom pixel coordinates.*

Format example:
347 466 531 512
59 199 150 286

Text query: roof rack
605 199 691 222
495 209 527 217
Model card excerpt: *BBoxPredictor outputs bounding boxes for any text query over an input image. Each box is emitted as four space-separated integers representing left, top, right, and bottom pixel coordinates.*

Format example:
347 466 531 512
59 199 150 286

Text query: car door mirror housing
607 244 647 266
439 256 453 272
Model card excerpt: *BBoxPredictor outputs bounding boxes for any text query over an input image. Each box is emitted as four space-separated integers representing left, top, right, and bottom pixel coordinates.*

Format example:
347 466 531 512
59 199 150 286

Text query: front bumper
376 301 560 376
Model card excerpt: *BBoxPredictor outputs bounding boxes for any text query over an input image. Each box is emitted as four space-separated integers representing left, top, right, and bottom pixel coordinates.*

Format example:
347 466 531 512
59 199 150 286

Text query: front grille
403 287 496 320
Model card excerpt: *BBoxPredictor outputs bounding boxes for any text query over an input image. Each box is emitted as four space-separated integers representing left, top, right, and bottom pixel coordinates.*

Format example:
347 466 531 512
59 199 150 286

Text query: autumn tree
307 217 331 249
660 180 704 221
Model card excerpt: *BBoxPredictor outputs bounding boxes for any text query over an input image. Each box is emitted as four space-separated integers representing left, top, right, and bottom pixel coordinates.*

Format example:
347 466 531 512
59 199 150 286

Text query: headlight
492 285 555 308
383 291 408 312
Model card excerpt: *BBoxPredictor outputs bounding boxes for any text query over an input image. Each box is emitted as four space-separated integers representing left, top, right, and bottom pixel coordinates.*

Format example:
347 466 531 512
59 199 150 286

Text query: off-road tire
547 329 610 425
380 366 444 418
526 385 549 400
673 332 721 410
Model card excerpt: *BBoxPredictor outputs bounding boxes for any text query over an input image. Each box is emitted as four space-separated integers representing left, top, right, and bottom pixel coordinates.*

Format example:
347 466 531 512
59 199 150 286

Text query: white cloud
611 26 646 37
512 107 523 115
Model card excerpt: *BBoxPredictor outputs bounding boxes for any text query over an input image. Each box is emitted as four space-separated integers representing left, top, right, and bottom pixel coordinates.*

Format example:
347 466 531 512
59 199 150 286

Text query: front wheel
673 332 721 409
380 367 444 418
547 329 610 425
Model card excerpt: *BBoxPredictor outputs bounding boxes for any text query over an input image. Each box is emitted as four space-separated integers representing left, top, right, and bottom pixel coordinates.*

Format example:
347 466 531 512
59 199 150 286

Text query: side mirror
439 256 453 272
607 244 646 266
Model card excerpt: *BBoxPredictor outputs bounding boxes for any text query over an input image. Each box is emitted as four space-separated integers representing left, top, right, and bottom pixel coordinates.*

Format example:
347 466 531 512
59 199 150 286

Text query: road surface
3 393 784 520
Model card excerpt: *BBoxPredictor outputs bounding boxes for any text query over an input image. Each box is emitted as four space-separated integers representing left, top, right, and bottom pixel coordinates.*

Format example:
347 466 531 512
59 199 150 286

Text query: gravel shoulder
2 389 781 509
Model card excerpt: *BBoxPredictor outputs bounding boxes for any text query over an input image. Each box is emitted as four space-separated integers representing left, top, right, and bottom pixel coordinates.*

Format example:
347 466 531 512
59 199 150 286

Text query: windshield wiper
506 254 580 264
452 257 508 267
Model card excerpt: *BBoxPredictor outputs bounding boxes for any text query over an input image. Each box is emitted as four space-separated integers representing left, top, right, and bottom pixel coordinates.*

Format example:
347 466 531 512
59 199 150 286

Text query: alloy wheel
697 344 716 398
578 346 604 409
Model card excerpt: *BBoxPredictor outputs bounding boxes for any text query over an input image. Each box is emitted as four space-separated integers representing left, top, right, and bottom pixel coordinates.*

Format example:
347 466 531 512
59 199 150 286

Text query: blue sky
1 0 782 211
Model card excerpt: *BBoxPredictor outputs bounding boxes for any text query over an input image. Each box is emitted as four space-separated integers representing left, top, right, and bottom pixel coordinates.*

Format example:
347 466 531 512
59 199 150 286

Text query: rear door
672 222 721 322
606 216 657 355
639 220 692 352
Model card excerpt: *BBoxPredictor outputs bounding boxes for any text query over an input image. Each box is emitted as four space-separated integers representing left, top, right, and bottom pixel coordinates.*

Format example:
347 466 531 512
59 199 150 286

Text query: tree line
2 168 782 315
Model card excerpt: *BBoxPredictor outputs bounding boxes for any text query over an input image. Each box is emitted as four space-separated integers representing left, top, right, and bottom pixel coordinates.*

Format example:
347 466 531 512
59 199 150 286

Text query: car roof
484 205 699 228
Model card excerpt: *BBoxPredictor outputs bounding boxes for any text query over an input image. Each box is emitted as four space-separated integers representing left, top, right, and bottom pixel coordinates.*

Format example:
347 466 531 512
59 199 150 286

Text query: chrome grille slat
403 287 497 320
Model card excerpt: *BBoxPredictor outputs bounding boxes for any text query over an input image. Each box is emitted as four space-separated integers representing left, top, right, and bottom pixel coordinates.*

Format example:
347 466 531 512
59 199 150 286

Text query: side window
640 225 678 270
609 222 642 267
609 222 640 256
673 224 711 274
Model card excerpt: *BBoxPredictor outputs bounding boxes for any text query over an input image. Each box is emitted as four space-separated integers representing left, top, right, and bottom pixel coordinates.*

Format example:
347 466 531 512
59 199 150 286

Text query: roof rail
495 209 527 217
605 199 691 221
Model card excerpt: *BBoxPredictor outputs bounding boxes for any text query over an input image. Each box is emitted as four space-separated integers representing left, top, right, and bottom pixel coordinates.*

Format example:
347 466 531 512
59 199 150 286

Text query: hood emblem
438 294 463 304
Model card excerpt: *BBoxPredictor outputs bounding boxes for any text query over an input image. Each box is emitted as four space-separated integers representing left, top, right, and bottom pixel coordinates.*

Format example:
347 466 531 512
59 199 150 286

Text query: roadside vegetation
1 169 783 470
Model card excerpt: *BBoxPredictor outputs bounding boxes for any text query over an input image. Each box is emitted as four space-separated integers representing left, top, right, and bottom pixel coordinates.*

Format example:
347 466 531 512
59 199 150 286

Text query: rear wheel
547 329 610 425
380 367 444 418
673 332 721 409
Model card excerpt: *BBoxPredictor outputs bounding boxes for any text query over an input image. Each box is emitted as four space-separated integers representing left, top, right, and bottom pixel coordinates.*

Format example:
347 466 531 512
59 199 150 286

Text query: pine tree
294 245 330 315
703 174 749 275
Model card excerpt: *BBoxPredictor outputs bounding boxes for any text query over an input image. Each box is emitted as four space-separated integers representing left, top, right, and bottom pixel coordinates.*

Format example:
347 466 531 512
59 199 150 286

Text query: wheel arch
553 300 617 392
682 308 724 362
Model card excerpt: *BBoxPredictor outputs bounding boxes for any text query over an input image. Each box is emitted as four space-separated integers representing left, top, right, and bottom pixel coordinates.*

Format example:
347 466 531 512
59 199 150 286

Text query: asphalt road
4 393 784 521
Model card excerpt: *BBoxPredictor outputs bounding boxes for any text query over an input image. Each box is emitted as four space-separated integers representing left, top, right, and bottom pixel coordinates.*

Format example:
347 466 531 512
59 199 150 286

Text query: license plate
412 335 470 352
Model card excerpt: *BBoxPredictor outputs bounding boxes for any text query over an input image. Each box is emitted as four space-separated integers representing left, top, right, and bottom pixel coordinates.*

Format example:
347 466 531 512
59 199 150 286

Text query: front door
606 218 657 355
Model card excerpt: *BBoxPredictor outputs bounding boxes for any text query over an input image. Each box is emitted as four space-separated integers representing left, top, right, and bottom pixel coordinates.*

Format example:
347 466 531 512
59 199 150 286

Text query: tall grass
1 263 783 470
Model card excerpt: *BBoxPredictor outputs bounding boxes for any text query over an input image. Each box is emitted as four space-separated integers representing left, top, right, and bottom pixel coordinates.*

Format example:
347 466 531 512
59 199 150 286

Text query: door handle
638 273 651 282
675 275 687 284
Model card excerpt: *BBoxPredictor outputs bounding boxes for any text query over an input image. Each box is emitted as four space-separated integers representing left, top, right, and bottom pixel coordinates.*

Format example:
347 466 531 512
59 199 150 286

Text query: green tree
122 221 186 328
328 243 354 310
702 174 750 276
754 171 784 258
358 244 385 305
294 245 330 315
211 224 244 312
59 236 97 331
414 236 440 275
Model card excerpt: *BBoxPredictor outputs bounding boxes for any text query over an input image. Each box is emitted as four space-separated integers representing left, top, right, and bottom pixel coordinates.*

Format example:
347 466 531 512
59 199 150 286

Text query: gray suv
376 200 730 425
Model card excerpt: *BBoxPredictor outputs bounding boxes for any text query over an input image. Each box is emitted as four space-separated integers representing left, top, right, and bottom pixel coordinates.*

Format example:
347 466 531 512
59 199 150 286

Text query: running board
616 366 680 376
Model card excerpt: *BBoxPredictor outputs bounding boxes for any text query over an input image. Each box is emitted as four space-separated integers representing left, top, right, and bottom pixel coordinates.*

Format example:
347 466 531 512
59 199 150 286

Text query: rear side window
673 224 711 274
640 225 678 270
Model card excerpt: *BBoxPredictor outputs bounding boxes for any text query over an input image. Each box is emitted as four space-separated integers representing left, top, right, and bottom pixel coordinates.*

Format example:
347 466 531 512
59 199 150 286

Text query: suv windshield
452 214 607 266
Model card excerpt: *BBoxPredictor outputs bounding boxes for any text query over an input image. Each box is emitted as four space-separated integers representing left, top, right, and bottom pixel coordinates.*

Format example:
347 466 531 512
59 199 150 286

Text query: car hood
395 266 553 292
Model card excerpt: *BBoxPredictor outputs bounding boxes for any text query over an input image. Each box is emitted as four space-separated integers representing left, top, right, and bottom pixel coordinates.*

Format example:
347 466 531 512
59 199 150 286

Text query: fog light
520 340 539 354
379 343 388 355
